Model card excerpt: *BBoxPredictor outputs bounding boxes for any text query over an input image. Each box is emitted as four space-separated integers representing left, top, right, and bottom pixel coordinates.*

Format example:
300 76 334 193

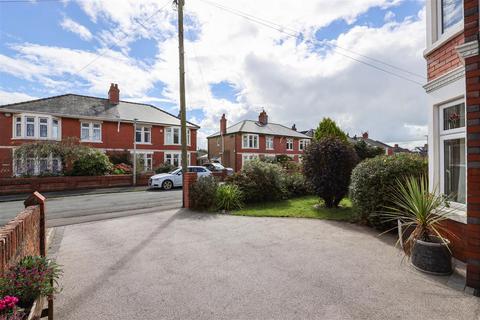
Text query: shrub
216 184 243 211
0 256 62 308
112 163 132 175
107 150 132 165
349 153 427 230
226 160 286 203
155 163 177 174
70 150 113 176
314 117 347 142
283 173 313 198
353 140 384 161
303 137 358 208
189 176 218 211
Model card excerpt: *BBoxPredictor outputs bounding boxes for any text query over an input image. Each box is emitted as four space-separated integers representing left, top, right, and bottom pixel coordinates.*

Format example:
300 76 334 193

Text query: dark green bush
349 153 427 230
283 173 313 198
353 140 384 161
189 176 218 211
303 137 358 208
107 150 132 165
155 162 177 174
70 150 113 176
216 184 243 211
226 160 286 203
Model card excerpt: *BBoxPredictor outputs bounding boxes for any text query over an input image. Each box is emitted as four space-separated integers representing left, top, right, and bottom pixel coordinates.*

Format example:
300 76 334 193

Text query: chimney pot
292 124 297 131
108 83 120 105
362 132 369 139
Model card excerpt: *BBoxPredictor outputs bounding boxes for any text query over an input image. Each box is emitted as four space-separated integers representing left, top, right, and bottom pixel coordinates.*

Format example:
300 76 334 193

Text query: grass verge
233 196 357 221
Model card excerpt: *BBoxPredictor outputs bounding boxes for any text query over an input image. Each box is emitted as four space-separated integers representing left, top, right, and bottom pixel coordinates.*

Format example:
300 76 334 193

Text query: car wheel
162 180 173 190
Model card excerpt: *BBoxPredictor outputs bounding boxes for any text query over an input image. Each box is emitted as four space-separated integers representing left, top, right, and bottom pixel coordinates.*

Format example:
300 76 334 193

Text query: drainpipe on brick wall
133 118 138 186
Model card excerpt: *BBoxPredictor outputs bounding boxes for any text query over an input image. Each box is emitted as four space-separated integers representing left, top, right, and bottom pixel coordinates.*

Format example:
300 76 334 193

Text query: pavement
0 189 182 227
51 209 480 320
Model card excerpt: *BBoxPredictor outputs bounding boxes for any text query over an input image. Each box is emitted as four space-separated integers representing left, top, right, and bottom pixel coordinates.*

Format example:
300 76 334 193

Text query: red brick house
0 84 199 177
424 0 479 292
207 110 311 171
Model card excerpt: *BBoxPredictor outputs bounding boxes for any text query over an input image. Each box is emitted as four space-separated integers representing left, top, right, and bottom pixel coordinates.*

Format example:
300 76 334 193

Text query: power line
199 0 425 86
0 0 74 3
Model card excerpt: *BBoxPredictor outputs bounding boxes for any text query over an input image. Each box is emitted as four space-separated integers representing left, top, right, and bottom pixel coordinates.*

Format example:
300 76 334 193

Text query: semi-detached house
207 110 311 172
0 84 199 177
424 0 480 291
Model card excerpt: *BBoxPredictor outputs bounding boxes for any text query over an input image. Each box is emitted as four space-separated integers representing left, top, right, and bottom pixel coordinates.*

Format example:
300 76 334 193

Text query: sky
0 0 427 149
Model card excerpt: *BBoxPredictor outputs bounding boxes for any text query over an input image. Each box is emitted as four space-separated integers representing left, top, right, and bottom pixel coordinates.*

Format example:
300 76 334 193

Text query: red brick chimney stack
108 83 120 105
220 114 227 135
362 132 369 139
259 109 268 125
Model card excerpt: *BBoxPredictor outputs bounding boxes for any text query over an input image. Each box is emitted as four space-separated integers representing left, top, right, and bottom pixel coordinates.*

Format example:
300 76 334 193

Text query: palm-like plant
381 175 454 256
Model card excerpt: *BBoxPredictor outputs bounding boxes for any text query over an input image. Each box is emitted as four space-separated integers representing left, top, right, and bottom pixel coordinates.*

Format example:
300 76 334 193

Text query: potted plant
381 176 454 275
0 256 62 315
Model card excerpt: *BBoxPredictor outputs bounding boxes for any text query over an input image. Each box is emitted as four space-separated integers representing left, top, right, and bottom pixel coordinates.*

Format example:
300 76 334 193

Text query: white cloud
384 11 396 22
60 18 93 41
0 90 36 105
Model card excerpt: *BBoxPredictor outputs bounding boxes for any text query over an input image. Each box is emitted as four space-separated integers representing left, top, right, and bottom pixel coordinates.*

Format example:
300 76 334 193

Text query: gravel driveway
51 209 480 320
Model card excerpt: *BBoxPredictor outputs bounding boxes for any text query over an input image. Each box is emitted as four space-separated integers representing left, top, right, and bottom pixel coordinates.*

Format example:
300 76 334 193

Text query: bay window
439 101 466 205
439 0 463 35
165 152 190 167
242 134 258 149
242 154 258 165
137 153 153 171
80 122 102 142
14 153 62 176
12 114 60 140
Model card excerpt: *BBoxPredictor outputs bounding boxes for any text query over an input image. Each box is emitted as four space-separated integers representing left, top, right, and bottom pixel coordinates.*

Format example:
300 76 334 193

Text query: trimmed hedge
349 153 427 230
189 176 218 211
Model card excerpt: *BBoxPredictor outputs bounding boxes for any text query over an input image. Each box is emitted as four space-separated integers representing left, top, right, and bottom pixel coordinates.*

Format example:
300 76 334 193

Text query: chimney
394 144 399 148
362 132 369 139
291 124 297 131
258 109 268 125
220 114 227 135
108 83 120 105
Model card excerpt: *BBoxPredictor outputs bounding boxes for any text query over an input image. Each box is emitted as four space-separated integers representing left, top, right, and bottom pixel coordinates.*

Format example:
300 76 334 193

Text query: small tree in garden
353 140 384 161
314 117 348 142
70 150 113 176
303 137 358 208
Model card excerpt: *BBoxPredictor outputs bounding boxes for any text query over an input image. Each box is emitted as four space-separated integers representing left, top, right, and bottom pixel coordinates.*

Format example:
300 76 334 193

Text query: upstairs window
286 138 294 151
266 136 274 150
26 117 35 137
81 122 102 142
299 139 310 151
440 0 463 35
136 126 152 144
14 117 22 137
52 119 59 139
39 118 48 138
13 114 60 140
165 127 190 145
242 134 258 149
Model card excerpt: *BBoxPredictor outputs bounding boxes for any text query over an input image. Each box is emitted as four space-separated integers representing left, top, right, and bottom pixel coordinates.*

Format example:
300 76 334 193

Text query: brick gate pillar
183 172 197 209
463 0 480 293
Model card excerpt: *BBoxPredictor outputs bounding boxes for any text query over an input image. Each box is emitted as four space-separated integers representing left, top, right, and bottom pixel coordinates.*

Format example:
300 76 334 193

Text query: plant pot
411 236 452 275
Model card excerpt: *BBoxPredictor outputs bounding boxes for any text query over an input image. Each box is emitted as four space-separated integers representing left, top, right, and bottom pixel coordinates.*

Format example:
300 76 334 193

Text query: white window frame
266 136 274 150
136 126 152 144
242 134 259 149
165 127 190 146
13 153 62 176
286 138 294 151
299 139 310 151
437 0 463 38
12 114 61 140
242 153 259 165
165 152 190 167
80 121 102 143
438 100 467 209
136 152 153 171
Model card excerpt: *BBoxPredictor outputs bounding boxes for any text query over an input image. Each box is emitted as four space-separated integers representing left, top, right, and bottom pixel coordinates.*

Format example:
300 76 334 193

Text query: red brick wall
0 205 41 276
426 33 464 81
0 148 12 177
463 0 480 290
441 219 468 262
0 174 153 196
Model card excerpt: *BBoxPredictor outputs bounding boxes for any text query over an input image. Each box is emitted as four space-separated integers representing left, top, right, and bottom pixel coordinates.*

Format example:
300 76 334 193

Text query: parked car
148 166 212 190
203 163 234 176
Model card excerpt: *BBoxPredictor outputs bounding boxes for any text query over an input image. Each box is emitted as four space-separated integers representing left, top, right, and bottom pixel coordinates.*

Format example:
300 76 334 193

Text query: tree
353 140 384 161
303 137 358 208
314 117 348 142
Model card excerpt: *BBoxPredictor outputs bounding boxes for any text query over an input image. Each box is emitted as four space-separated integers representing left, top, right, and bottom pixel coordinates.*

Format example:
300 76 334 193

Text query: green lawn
233 196 357 221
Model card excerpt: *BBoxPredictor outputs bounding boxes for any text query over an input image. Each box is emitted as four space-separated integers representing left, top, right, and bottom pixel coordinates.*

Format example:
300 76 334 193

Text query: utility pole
133 118 138 186
175 0 188 206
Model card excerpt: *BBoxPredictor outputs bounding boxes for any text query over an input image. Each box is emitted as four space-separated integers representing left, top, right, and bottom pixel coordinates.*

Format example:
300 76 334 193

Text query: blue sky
0 0 427 148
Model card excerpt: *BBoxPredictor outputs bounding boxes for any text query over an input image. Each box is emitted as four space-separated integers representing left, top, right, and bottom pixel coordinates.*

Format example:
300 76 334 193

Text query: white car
148 166 212 190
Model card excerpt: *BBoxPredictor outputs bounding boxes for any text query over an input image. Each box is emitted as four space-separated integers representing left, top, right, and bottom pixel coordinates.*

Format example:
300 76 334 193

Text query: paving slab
52 209 480 320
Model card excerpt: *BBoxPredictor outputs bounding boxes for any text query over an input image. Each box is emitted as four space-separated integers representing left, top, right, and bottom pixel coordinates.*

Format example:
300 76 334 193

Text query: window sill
81 140 103 143
424 25 463 57
12 137 60 141
136 142 152 145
